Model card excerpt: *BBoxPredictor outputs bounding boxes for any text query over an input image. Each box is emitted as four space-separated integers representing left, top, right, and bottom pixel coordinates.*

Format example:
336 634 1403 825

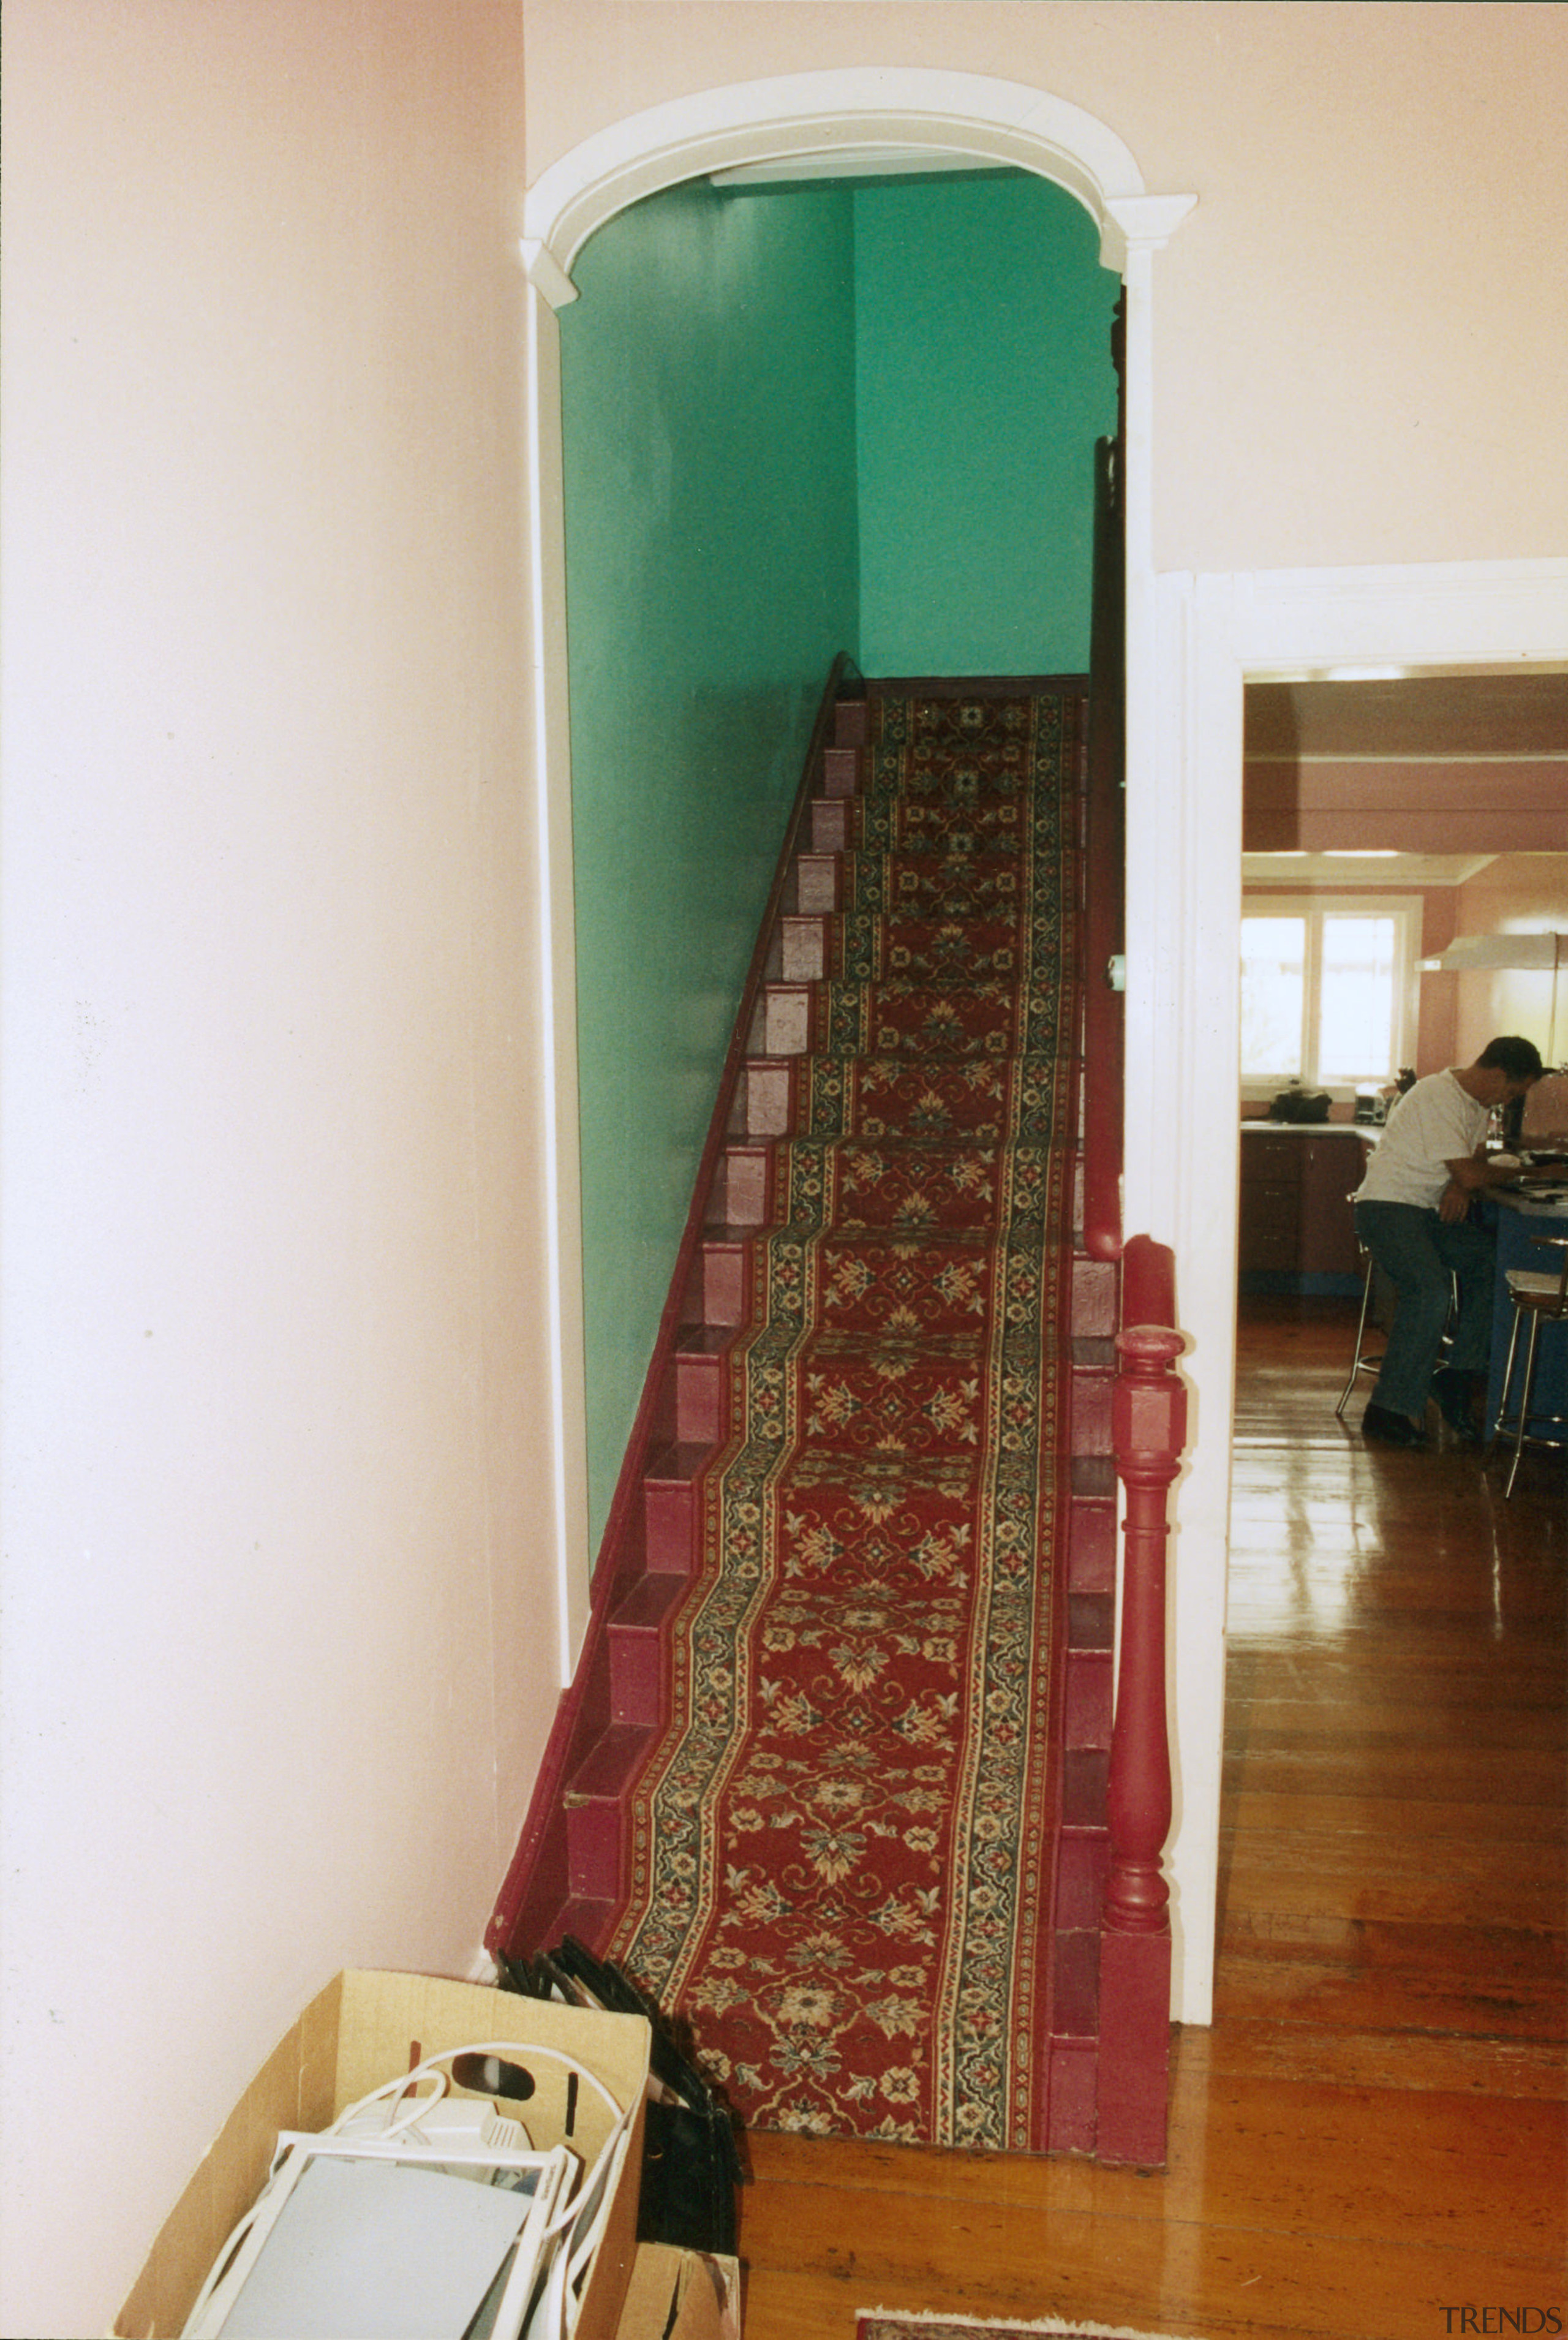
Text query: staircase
489 667 1150 2156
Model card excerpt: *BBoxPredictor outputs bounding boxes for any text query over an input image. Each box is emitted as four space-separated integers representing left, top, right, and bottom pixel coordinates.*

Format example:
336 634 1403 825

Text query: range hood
1430 931 1566 971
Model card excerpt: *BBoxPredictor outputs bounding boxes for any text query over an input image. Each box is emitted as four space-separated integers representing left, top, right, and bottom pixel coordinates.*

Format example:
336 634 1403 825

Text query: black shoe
1431 1367 1483 1444
1362 1403 1430 1449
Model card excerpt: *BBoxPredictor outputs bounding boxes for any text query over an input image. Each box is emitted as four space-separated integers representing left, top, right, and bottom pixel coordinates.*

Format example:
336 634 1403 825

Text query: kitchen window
1240 897 1421 1090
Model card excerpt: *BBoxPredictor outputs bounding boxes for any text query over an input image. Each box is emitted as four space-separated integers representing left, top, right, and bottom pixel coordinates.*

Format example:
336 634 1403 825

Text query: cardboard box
114 1968 651 2340
614 2246 741 2340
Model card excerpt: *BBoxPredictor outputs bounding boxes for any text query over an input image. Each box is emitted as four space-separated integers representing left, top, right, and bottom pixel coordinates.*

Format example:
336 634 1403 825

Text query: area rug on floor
858 2314 1199 2340
608 693 1082 2151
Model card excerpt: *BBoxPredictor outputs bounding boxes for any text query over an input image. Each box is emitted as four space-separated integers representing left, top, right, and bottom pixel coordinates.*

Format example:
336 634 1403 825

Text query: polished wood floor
736 1296 1566 2338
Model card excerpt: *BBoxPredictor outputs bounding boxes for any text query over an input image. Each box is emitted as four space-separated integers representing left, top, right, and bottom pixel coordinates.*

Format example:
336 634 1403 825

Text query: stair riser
565 1798 623 1904
1071 1368 1115 1456
822 745 859 797
744 1059 794 1136
780 916 829 981
606 1571 688 1728
810 800 852 853
644 1476 699 1573
702 1240 747 1327
1044 2031 1099 2155
1072 1256 1118 1336
715 1146 770 1226
763 985 812 1056
1065 1648 1114 1750
1068 1499 1117 1595
675 1349 725 1447
794 854 840 914
1055 1829 1112 1929
609 1626 663 1728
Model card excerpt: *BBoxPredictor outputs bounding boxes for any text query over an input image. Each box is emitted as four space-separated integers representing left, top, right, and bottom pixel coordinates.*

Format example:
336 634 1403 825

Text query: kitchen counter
1485 1188 1568 1443
1237 1122 1380 1155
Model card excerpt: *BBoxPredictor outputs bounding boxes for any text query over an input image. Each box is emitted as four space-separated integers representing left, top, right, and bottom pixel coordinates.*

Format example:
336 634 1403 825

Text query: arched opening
521 67 1193 1650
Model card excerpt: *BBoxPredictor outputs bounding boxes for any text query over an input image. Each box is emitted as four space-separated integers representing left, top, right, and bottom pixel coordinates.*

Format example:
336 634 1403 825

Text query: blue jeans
1354 1200 1496 1422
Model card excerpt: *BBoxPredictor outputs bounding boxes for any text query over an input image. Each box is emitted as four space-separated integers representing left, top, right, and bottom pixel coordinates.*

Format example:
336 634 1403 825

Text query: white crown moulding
517 68 1196 306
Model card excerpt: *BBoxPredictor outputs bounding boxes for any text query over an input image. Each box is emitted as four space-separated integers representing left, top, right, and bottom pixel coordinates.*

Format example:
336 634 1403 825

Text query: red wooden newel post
1097 1312 1185 2166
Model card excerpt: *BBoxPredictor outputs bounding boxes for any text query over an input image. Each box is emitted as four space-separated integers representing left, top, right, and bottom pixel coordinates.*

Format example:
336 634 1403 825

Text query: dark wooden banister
1082 310 1187 2161
1082 432 1126 1262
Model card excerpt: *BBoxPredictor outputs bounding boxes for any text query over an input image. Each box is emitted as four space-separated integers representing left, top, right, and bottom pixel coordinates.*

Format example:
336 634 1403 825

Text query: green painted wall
853 173 1118 677
559 180 860 1549
561 169 1115 1557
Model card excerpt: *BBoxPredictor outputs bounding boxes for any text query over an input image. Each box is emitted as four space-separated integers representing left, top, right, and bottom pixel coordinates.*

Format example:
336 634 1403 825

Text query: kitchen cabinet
1239 1125 1373 1283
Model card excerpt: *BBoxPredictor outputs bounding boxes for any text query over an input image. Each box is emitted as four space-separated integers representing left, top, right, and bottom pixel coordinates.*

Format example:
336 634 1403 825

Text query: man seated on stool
1354 1036 1551 1449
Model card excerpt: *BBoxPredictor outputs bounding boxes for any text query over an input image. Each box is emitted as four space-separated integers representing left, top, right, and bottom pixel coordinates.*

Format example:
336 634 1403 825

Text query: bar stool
1487 1232 1568 1499
1335 1214 1385 1419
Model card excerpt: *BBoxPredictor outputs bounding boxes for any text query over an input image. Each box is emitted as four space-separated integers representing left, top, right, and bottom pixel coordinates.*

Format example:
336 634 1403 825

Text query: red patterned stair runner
603 693 1093 2149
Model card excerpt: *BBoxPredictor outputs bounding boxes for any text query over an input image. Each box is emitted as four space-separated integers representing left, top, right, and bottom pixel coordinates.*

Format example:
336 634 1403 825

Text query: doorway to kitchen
1221 660 1568 2068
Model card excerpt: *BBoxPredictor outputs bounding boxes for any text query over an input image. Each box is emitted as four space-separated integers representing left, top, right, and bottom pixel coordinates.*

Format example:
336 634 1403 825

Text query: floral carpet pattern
610 694 1082 2149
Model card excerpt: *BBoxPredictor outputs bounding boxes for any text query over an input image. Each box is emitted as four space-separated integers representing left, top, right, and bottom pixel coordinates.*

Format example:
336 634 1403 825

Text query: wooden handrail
1119 1225 1175 1340
1075 310 1185 2160
1077 311 1185 2162
1082 434 1126 1262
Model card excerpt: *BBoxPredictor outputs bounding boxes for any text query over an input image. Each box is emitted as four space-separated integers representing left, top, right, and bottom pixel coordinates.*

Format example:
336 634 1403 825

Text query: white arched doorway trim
517 60 1199 1976
520 69 1174 298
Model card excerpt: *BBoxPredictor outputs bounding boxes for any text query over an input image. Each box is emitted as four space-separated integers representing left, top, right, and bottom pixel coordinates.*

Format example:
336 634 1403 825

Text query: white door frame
1135 556 1568 2019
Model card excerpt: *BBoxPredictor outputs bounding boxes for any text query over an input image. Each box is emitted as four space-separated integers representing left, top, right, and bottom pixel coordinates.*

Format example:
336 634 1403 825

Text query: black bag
499 1939 741 2255
1270 1086 1330 1123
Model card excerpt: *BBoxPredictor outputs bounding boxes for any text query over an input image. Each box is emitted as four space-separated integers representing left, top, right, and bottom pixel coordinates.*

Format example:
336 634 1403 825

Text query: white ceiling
1243 669 1568 877
1242 850 1499 889
1245 669 1568 758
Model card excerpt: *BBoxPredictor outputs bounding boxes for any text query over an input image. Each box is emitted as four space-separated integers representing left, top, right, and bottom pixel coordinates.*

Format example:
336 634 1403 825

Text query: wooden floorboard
736 1294 1567 2339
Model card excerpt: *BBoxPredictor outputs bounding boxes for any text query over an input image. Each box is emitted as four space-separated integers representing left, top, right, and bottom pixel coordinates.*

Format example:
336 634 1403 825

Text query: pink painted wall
1 6 554 2332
